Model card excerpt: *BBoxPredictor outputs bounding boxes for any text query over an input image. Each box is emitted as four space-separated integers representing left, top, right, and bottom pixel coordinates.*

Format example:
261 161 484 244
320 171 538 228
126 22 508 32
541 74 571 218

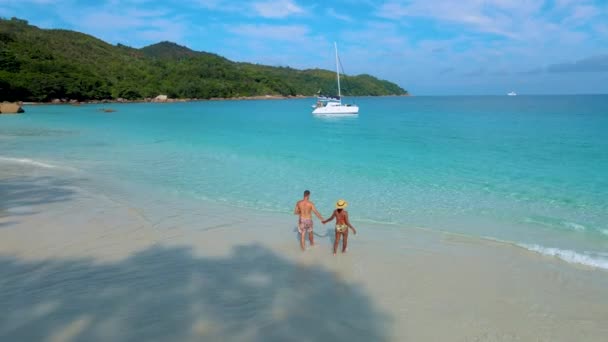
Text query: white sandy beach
1 164 607 341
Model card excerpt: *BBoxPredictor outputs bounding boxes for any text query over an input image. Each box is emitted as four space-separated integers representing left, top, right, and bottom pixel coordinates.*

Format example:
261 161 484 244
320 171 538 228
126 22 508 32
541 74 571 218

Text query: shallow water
1 96 607 267
1 144 608 341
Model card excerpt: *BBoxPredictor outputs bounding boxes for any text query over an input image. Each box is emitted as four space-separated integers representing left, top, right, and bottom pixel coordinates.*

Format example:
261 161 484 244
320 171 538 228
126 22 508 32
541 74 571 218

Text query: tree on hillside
0 17 407 102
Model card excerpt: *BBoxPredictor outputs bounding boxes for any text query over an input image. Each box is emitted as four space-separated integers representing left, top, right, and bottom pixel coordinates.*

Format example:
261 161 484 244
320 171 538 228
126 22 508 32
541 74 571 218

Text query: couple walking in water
294 190 357 255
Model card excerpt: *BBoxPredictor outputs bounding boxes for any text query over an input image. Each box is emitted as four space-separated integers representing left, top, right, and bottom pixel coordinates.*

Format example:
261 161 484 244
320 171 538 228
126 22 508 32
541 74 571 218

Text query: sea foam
520 243 608 270
0 156 58 168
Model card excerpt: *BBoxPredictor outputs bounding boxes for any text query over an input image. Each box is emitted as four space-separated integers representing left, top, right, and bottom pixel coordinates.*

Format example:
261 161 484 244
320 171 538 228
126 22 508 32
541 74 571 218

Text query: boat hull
312 105 359 115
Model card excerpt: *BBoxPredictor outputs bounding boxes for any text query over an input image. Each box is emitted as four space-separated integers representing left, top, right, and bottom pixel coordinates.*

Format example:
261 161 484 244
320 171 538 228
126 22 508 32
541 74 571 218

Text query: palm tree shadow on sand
0 244 391 341
0 176 78 227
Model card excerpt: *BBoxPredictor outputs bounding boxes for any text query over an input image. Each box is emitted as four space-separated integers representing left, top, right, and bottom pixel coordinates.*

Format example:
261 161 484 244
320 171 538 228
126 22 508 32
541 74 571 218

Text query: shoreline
1 159 606 272
1 163 608 340
19 93 411 106
0 153 606 272
20 95 311 106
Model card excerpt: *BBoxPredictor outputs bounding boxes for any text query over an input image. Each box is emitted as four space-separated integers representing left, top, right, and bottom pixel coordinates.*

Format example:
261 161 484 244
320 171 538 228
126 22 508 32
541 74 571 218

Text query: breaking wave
519 243 608 270
0 156 58 169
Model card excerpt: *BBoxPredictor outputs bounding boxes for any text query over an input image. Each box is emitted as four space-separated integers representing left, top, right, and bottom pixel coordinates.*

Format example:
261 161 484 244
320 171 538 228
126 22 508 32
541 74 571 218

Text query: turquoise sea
1 96 608 268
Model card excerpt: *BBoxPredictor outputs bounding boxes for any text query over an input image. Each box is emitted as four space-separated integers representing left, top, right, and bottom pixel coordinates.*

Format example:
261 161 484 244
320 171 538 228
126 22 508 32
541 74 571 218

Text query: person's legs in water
300 231 306 251
333 231 342 255
342 230 349 253
309 230 315 246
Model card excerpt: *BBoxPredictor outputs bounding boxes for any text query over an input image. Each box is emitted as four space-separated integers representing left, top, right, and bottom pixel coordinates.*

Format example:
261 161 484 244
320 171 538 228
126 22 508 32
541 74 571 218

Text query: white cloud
56 4 190 47
340 21 407 49
220 21 332 69
0 0 58 3
374 0 601 41
73 8 171 31
565 4 600 24
252 0 305 18
192 0 242 12
227 24 309 40
595 23 608 36
554 0 580 9
327 8 352 22
193 0 224 7
375 0 522 38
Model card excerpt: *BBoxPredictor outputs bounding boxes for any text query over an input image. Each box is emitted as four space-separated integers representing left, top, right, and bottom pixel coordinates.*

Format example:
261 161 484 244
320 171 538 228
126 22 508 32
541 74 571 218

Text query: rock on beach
0 102 25 114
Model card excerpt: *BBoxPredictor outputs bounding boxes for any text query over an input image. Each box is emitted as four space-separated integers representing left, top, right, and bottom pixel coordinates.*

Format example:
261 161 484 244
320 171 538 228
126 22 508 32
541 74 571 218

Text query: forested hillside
0 17 408 102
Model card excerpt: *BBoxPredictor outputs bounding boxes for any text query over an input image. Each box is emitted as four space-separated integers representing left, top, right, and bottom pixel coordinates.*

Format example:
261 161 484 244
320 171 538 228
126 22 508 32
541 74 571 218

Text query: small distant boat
507 91 517 96
312 43 359 115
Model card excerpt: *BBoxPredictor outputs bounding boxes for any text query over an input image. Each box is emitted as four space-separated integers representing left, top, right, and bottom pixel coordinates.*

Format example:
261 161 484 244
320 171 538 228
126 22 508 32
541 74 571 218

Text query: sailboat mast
334 42 341 101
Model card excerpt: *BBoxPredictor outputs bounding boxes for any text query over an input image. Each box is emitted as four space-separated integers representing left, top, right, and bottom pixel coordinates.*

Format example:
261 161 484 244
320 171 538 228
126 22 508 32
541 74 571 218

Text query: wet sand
1 169 608 341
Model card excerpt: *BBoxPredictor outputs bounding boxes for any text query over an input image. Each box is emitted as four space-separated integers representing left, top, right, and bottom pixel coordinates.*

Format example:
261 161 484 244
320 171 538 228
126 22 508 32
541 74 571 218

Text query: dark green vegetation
0 18 407 102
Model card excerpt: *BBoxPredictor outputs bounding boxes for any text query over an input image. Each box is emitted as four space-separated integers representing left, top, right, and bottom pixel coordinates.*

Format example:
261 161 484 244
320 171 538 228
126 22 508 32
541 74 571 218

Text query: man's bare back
294 190 323 251
294 199 316 219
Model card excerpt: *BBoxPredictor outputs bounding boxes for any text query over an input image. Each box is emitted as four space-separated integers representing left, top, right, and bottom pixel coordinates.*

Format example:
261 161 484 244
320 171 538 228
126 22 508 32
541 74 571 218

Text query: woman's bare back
335 209 347 225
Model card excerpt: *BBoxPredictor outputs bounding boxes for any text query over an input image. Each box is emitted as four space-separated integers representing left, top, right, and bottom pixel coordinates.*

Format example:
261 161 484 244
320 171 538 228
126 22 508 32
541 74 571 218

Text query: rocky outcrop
0 102 25 114
153 94 168 102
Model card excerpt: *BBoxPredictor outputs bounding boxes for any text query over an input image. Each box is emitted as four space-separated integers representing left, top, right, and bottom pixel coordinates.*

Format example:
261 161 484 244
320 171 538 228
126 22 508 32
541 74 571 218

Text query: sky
1 0 607 95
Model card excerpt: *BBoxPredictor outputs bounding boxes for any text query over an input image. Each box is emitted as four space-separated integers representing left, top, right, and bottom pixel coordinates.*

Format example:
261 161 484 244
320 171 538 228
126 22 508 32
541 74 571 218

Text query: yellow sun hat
336 199 348 209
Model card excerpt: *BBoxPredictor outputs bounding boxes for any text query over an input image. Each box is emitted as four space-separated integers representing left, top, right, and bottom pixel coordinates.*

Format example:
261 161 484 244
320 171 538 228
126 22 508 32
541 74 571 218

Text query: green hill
0 17 408 102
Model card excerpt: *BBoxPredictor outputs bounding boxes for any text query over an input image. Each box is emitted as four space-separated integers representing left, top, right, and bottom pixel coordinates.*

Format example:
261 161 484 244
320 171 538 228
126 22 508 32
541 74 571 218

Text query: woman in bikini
322 199 357 255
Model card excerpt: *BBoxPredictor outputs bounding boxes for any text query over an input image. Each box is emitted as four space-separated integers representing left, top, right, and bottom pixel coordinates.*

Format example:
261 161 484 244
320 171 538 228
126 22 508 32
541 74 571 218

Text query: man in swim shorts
294 190 324 251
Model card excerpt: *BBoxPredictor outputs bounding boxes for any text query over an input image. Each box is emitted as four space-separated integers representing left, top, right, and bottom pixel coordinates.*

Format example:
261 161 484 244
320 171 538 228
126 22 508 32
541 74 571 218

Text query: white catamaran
312 43 359 115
